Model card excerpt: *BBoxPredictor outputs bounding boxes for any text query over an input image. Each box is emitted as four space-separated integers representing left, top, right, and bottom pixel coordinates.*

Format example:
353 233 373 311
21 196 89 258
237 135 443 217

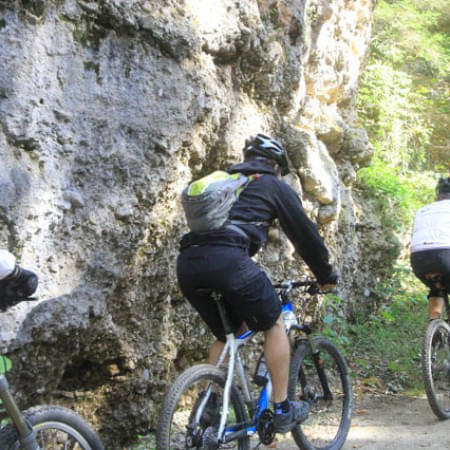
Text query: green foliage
357 159 435 230
0 356 13 424
350 0 449 396
348 289 427 393
0 356 12 374
321 267 429 393
358 0 450 172
357 62 431 169
321 294 351 348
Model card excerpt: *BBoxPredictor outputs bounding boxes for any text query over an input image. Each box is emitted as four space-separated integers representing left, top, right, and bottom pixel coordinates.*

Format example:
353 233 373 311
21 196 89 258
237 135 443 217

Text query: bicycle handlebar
273 280 316 289
273 279 320 295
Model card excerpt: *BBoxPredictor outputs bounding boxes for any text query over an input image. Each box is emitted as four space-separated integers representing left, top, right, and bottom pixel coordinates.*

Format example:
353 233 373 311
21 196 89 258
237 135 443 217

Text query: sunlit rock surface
0 0 378 447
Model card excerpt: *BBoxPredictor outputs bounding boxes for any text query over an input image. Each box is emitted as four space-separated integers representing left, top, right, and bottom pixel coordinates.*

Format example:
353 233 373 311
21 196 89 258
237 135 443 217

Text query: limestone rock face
0 0 377 447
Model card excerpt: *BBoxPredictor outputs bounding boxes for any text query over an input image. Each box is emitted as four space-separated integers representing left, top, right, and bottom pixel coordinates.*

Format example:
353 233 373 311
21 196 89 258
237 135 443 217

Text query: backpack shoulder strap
230 173 270 228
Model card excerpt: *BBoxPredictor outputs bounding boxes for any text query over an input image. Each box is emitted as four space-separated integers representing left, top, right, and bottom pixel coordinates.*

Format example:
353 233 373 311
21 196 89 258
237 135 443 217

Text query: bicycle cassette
257 408 275 445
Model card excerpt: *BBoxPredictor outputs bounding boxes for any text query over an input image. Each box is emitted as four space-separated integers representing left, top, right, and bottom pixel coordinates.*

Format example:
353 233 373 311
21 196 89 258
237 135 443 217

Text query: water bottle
282 304 298 332
254 353 270 386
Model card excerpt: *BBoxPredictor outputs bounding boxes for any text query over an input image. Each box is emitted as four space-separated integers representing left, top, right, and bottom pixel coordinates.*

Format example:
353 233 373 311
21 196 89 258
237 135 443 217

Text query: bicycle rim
30 421 91 448
157 364 249 449
289 337 352 450
423 319 450 419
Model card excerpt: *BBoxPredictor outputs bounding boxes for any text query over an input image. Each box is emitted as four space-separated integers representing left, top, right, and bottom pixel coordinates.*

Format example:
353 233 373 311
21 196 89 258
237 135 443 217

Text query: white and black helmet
243 133 289 175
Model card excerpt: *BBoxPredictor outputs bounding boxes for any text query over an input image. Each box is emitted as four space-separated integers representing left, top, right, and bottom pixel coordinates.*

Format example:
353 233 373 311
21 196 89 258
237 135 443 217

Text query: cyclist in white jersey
410 177 450 319
0 250 38 311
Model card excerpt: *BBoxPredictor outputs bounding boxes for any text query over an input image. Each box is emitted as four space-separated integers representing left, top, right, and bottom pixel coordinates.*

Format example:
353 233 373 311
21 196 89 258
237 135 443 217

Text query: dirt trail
130 393 450 449
267 394 450 449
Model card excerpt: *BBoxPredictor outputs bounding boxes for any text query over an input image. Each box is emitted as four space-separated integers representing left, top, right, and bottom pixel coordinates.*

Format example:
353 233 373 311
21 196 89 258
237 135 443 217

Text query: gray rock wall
0 0 378 447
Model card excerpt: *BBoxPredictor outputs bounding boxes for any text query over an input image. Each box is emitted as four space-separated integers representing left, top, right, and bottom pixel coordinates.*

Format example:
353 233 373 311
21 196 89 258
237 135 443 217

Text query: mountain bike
422 273 450 420
157 280 352 449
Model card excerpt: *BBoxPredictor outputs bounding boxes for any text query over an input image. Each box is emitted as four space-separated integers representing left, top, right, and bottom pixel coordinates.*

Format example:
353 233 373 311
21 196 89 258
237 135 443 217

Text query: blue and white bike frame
199 302 296 444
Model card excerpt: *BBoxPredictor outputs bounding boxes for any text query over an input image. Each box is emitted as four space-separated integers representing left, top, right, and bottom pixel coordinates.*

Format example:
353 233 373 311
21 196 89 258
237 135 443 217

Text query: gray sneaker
273 401 310 433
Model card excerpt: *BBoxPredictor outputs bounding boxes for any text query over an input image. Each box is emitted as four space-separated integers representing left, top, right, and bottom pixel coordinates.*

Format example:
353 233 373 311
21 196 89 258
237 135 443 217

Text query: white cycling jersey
410 199 450 253
0 249 16 280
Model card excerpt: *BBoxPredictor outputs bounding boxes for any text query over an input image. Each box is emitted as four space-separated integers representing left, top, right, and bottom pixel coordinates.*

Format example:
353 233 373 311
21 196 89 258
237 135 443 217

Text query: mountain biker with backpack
410 177 450 320
0 249 38 311
177 133 338 433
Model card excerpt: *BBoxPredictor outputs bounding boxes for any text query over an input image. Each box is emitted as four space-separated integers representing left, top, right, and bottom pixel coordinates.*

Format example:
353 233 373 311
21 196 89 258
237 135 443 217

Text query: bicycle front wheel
0 405 104 449
422 319 450 419
288 337 352 450
157 363 249 449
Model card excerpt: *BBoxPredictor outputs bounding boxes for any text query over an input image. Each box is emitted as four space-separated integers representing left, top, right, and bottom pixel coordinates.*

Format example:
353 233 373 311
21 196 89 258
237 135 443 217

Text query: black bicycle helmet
243 133 290 176
436 177 450 195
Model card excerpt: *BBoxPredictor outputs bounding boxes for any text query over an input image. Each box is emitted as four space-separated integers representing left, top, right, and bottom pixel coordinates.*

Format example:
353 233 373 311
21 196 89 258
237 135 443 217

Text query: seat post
444 290 450 322
211 292 234 335
209 291 239 441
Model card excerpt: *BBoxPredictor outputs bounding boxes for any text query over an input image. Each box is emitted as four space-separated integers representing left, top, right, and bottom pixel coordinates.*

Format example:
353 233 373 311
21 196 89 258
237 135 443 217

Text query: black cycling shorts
410 248 450 296
177 244 281 342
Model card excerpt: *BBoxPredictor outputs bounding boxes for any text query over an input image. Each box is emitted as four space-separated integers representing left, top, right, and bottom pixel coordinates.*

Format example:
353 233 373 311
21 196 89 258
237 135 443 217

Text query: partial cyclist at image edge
177 133 338 433
411 177 450 421
410 177 450 320
0 250 105 449
0 249 38 311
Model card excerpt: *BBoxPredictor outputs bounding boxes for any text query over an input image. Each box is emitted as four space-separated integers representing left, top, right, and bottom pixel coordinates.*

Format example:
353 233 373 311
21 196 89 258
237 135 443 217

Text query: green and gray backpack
181 170 256 232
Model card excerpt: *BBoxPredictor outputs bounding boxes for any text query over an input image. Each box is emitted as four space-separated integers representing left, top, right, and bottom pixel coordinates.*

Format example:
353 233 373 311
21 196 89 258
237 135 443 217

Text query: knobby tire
157 363 249 449
288 337 352 450
0 405 104 449
422 319 450 419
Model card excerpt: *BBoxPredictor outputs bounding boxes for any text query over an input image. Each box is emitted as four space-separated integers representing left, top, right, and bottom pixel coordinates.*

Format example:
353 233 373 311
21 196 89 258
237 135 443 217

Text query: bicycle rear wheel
422 319 450 419
0 405 104 449
288 337 352 450
157 363 249 449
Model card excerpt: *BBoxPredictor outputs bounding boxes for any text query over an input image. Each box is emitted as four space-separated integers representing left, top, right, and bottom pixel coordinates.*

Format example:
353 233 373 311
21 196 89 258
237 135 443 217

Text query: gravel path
128 393 450 449
257 394 450 449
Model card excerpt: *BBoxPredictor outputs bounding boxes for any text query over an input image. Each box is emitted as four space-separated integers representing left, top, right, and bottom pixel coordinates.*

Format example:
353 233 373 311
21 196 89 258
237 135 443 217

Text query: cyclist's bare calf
264 315 290 403
425 273 447 320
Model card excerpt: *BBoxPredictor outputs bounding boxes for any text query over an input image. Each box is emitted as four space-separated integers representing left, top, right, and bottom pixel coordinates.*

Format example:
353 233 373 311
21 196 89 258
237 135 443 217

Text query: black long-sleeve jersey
180 159 336 284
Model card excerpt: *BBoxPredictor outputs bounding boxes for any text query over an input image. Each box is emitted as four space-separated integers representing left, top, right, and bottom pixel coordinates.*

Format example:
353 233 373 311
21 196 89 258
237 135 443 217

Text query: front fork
297 333 333 402
0 375 40 450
